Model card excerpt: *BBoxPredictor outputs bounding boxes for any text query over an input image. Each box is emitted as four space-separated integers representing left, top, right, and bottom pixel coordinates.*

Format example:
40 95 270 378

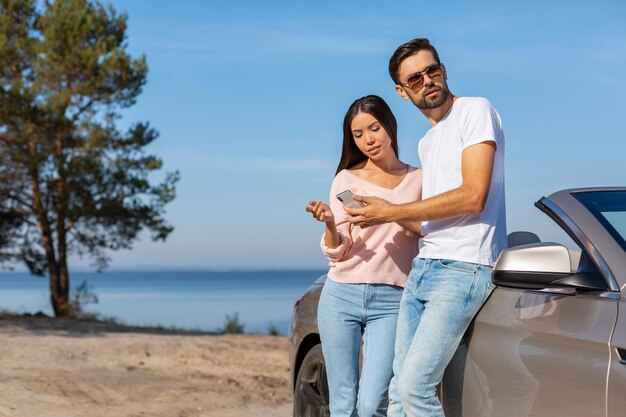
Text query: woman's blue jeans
387 258 495 417
317 278 403 417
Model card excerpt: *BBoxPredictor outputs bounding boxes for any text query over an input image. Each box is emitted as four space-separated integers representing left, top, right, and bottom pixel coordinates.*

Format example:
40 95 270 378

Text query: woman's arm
397 220 422 236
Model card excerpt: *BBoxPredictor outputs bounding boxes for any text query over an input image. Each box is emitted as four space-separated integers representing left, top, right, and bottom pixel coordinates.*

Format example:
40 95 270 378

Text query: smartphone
336 190 366 209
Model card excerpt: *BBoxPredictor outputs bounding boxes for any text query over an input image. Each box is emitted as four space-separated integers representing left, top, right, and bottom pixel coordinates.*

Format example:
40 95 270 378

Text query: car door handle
616 348 626 365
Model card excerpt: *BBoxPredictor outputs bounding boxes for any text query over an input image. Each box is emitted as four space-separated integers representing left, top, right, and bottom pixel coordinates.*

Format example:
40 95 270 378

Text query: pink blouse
321 166 422 287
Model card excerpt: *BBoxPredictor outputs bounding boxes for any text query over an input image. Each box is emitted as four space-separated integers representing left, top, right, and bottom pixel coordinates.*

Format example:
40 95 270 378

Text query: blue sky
66 0 626 270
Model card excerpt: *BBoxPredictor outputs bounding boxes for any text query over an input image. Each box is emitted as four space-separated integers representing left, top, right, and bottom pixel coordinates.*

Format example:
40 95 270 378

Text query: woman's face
350 111 393 161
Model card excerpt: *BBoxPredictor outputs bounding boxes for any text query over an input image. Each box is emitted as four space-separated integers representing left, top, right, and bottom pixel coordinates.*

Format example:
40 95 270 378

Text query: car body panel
461 287 617 417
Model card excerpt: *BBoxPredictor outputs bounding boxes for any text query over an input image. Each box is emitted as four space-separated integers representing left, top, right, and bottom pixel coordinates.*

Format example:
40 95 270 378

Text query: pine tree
0 0 178 316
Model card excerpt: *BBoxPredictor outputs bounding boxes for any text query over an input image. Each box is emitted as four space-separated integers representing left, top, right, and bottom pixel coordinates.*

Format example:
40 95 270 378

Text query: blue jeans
387 258 495 417
317 278 403 417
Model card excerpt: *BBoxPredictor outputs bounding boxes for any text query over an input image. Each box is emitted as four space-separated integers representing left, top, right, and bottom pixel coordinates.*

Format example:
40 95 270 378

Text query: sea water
0 270 325 334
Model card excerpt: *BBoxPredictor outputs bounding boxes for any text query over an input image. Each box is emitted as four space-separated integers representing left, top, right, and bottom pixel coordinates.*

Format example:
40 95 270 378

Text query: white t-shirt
418 97 507 266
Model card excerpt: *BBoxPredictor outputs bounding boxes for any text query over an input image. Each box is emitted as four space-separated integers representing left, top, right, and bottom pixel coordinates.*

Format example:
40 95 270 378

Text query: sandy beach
0 315 292 417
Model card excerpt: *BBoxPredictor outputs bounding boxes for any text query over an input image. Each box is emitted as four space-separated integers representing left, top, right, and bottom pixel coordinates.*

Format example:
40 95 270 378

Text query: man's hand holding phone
344 193 394 228
336 190 366 209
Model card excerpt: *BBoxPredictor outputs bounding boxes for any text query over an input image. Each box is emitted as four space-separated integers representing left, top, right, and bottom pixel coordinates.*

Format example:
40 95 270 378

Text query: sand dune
0 316 292 417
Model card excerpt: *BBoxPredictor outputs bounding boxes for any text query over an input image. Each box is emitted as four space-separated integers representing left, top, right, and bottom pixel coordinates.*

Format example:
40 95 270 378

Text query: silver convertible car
288 187 626 417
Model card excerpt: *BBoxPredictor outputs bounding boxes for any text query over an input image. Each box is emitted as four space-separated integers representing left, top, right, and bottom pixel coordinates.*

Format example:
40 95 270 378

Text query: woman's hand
306 200 340 249
305 201 335 223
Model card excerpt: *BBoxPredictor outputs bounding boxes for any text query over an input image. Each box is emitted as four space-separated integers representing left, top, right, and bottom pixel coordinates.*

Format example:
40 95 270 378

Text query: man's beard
415 85 450 110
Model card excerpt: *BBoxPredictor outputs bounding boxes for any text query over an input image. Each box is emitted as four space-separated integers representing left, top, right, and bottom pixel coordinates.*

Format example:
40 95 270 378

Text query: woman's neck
361 155 405 173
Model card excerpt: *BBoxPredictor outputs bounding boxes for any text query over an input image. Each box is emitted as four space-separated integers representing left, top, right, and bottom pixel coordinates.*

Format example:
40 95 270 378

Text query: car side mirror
493 242 607 291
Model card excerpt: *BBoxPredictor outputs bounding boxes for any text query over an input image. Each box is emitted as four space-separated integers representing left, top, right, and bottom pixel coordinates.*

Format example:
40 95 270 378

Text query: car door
459 283 616 417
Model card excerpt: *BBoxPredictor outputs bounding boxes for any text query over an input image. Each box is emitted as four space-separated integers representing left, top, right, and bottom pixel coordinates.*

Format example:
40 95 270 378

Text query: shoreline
0 314 292 417
0 269 318 335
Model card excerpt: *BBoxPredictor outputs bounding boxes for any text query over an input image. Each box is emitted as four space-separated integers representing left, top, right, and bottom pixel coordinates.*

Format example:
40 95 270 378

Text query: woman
305 95 422 417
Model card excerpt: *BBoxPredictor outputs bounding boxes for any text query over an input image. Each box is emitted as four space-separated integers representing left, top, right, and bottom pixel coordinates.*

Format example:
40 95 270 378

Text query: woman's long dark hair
335 95 398 175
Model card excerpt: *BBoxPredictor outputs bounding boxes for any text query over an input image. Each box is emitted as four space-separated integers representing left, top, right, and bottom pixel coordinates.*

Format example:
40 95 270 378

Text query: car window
574 191 626 252
603 211 626 240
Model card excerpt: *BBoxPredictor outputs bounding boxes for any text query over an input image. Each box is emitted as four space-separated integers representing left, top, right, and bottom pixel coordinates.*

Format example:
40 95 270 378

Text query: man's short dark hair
388 38 441 85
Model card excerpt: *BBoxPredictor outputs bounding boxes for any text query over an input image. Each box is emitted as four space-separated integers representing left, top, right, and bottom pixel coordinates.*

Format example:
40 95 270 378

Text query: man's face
395 50 450 110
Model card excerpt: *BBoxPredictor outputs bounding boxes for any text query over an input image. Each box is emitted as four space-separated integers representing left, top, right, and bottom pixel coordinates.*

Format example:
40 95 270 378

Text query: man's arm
346 141 496 227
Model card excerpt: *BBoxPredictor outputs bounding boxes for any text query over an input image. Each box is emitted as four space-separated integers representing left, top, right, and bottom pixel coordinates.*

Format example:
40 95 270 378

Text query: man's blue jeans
317 278 402 417
387 258 495 417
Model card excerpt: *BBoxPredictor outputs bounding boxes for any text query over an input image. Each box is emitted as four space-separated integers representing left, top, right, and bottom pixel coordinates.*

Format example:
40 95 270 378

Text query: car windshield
574 190 626 252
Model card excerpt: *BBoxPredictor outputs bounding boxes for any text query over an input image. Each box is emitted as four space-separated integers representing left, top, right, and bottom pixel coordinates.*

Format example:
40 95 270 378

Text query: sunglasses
400 63 443 92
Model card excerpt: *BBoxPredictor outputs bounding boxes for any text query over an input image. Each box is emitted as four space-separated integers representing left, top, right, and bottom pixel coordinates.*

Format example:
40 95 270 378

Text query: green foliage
71 280 98 317
267 323 281 336
220 313 245 334
0 0 178 315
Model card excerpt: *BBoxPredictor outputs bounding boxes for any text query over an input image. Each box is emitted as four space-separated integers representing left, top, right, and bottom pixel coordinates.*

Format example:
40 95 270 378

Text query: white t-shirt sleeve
460 98 502 149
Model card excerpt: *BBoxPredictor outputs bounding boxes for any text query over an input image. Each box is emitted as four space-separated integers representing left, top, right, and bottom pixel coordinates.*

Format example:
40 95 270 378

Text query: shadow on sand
0 312 220 338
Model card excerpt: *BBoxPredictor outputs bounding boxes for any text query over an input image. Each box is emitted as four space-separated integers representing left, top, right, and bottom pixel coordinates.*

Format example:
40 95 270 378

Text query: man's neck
421 94 457 126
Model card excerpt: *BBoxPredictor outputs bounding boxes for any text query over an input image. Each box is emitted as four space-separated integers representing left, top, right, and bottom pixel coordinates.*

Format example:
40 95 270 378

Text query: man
345 38 507 417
